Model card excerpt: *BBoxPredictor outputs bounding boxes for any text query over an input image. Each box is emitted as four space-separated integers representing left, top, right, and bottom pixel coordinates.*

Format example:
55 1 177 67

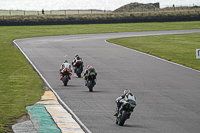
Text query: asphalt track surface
15 29 200 133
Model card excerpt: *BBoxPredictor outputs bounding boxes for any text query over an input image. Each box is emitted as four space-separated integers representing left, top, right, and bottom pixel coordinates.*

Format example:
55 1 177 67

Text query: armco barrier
1 16 200 26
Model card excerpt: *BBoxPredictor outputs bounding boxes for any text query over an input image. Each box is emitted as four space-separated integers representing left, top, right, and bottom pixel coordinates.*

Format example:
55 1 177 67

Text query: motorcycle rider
59 60 72 80
72 54 83 72
114 89 137 118
83 65 97 86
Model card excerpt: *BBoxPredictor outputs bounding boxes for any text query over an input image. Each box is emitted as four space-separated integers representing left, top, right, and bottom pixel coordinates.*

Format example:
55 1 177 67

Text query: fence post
91 9 92 13
78 10 79 14
9 10 11 15
65 10 66 14
24 11 25 15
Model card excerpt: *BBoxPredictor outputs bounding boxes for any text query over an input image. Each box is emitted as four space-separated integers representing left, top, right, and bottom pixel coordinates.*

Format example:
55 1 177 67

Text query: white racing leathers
60 62 72 73
116 93 137 108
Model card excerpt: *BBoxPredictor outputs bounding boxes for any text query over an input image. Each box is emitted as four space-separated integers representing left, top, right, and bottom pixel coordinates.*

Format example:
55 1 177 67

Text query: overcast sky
0 0 199 10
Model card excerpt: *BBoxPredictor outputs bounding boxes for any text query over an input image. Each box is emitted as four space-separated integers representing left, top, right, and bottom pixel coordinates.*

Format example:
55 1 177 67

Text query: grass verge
107 33 200 71
0 21 200 132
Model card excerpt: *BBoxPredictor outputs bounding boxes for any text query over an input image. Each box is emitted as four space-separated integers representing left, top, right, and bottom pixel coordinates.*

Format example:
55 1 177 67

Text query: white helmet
124 89 130 95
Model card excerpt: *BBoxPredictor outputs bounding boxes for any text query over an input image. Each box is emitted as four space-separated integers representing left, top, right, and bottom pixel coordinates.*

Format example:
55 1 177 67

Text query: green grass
107 33 200 71
0 21 200 132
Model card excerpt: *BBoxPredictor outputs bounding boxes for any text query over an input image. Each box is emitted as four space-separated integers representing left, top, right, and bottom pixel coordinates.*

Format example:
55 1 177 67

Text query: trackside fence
0 6 200 15
0 10 112 15
0 7 200 26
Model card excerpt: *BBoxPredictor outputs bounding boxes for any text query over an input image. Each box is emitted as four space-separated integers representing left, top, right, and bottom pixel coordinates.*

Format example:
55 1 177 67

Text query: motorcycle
85 72 96 92
73 59 84 78
61 67 71 86
115 99 136 126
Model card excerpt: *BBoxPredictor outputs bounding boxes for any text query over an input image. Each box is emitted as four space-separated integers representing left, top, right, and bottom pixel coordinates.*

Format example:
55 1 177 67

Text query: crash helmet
64 60 68 63
87 65 91 69
124 89 130 95
75 54 79 58
87 65 93 70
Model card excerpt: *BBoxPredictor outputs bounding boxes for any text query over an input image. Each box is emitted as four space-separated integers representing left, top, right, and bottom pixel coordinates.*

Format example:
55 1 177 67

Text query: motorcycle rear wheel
87 80 93 92
76 68 82 77
63 75 68 86
119 111 127 126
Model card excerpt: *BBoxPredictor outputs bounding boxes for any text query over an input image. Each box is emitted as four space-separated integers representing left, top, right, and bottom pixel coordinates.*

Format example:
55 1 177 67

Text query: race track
15 29 200 133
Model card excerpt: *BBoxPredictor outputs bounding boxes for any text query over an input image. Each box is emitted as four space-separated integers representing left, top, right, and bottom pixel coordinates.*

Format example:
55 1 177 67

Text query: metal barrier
0 10 112 16
0 6 200 16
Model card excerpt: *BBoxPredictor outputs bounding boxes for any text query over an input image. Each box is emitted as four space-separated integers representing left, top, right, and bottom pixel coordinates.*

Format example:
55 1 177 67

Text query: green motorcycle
116 99 136 126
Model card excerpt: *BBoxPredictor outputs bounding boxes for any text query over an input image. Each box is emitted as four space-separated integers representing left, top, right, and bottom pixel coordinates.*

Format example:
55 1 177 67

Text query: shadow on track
123 124 144 128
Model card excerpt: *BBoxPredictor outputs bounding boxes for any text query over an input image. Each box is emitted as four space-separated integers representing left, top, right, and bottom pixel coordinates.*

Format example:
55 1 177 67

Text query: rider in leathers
72 54 80 65
59 60 72 80
114 89 137 118
83 65 97 86
72 54 83 72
